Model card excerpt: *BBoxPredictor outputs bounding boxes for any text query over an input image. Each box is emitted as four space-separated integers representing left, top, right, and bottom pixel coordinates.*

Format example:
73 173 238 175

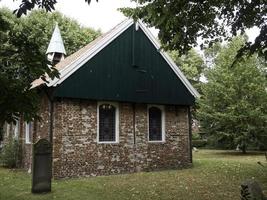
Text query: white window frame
6 123 10 137
14 119 20 139
25 122 32 144
97 102 119 144
147 105 166 143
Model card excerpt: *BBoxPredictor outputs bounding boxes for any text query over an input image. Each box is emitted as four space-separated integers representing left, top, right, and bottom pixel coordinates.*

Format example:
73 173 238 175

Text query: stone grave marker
32 139 52 193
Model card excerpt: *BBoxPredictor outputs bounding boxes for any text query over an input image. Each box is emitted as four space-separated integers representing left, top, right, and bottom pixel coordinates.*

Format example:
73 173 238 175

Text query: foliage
121 1 267 60
14 0 98 17
197 36 267 153
0 8 100 124
0 138 20 168
0 150 266 200
192 139 207 148
169 49 205 93
192 132 201 140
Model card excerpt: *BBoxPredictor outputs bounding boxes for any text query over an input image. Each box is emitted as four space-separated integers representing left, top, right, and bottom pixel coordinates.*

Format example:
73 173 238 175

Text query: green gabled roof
37 19 199 105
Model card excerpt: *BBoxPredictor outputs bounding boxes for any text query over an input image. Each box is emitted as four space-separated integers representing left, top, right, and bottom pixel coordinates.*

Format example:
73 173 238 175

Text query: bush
192 132 201 140
204 134 235 150
0 138 20 168
192 139 207 148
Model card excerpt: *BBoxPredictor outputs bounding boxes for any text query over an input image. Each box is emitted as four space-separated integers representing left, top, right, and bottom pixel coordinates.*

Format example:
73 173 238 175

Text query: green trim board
53 23 196 105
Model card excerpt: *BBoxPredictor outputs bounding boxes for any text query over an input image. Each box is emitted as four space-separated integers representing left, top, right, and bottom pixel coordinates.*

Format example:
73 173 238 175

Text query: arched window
25 122 33 144
98 103 118 143
148 106 165 142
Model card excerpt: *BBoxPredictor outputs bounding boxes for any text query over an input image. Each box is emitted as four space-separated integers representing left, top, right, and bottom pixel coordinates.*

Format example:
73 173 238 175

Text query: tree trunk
241 145 247 154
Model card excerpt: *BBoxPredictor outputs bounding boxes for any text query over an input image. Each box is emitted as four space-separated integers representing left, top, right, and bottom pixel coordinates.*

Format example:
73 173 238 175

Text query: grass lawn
0 150 266 200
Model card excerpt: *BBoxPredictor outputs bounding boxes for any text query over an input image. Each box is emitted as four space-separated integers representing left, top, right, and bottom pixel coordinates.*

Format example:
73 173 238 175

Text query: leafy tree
169 49 205 92
122 1 267 60
14 0 97 17
197 36 267 153
13 1 267 59
0 8 100 125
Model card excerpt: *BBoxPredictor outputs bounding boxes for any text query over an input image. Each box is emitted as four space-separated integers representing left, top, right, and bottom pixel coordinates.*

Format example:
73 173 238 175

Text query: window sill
97 141 119 144
148 140 166 143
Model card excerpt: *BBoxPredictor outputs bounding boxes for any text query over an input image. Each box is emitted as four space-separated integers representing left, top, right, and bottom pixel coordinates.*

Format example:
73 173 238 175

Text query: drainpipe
132 103 137 171
44 89 54 144
49 99 54 144
188 106 193 164
133 103 136 145
44 89 54 178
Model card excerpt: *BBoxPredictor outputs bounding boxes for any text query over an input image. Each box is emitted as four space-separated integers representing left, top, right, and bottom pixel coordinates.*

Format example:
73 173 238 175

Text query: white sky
0 0 260 42
0 0 136 32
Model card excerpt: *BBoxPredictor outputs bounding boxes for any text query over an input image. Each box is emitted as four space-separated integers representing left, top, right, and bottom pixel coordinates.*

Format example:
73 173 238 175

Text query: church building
4 19 199 178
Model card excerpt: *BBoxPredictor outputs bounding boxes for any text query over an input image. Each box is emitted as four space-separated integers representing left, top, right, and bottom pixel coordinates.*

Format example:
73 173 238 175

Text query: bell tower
46 23 66 65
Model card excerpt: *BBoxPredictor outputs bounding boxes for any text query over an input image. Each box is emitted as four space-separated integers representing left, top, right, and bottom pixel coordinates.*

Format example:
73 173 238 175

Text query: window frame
14 119 20 139
97 102 119 144
6 123 10 137
147 105 166 143
25 122 32 144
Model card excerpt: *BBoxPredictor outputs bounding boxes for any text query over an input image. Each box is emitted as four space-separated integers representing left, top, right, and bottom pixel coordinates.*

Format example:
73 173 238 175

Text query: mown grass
0 150 266 200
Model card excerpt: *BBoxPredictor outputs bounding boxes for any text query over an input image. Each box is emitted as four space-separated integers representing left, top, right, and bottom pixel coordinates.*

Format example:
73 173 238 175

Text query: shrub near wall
192 132 207 148
0 138 20 168
192 139 207 148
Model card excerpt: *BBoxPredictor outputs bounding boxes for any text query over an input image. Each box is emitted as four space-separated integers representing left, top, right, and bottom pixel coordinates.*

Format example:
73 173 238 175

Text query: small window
98 103 119 143
14 119 20 139
25 122 32 144
148 106 165 142
53 52 64 64
6 123 10 137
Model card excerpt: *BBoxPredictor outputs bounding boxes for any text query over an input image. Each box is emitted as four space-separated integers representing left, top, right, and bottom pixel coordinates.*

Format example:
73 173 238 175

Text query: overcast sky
0 0 259 42
0 0 136 32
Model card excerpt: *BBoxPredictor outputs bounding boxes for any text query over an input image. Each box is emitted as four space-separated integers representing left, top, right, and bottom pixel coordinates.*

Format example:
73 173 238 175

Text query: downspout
132 103 136 171
49 99 54 144
188 106 192 164
44 89 54 178
133 103 136 146
43 89 54 144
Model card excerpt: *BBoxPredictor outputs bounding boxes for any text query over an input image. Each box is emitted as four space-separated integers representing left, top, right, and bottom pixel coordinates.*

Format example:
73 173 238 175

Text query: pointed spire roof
46 23 66 55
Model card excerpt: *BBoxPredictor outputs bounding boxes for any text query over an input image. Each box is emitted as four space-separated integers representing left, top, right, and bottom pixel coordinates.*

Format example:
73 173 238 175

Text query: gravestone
32 139 52 193
241 179 267 200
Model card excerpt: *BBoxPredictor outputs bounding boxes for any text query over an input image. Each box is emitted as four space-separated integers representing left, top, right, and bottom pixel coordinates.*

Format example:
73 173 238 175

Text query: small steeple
46 23 66 64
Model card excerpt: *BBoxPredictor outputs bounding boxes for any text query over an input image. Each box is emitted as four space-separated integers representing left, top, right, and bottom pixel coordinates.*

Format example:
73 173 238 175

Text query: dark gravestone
32 139 52 193
241 179 267 200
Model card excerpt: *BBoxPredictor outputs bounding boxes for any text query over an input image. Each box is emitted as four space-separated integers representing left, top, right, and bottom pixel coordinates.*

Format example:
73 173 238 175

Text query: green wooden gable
52 21 198 105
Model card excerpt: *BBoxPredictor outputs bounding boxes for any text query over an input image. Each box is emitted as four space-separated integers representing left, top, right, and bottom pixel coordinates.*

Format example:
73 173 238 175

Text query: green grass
0 150 266 200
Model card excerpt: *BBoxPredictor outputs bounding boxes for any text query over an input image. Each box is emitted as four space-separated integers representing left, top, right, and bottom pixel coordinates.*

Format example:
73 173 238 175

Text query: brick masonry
6 95 191 178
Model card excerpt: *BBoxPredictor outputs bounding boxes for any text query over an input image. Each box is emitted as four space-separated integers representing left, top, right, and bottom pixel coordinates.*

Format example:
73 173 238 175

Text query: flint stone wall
52 99 191 178
21 96 191 178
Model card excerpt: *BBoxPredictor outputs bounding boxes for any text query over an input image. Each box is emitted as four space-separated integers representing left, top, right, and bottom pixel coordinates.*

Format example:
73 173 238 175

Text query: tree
0 8 100 125
169 49 205 92
122 0 267 60
13 1 266 60
197 36 267 153
14 0 97 17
